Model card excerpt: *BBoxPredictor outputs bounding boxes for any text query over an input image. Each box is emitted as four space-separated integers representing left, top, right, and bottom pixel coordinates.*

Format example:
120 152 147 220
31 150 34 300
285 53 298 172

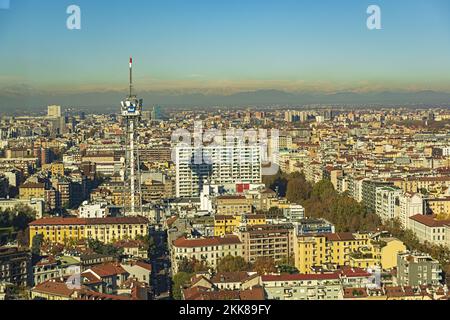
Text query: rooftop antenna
129 57 134 98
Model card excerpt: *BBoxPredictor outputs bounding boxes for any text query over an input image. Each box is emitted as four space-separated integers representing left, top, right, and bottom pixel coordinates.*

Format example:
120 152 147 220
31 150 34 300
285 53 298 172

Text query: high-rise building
151 105 162 121
47 105 62 118
175 145 261 198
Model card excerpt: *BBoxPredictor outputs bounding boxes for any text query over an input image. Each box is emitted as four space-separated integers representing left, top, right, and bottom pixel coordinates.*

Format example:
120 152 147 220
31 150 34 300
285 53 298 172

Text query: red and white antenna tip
129 57 133 67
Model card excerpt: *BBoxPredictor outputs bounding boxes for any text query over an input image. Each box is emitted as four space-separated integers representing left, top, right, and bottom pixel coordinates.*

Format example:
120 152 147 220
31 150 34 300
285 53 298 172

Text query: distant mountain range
1 88 449 112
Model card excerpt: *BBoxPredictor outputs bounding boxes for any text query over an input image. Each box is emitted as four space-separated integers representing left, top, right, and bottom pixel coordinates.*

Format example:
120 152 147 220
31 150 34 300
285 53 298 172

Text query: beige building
171 236 243 274
239 224 295 263
215 195 253 215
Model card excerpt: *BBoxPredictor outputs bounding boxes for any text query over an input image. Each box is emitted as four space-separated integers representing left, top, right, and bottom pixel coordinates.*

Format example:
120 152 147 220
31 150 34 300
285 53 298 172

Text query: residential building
408 215 450 246
261 273 343 300
214 214 266 237
239 224 295 263
0 247 31 287
215 195 253 215
174 145 261 198
171 235 243 274
29 216 149 245
397 252 442 287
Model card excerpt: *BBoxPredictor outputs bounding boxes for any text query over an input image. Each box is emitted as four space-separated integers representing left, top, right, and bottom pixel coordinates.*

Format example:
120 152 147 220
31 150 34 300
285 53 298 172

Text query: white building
408 214 449 247
78 201 108 218
0 198 44 219
171 235 243 274
375 187 402 223
283 204 305 222
175 145 261 198
398 193 424 229
200 184 220 213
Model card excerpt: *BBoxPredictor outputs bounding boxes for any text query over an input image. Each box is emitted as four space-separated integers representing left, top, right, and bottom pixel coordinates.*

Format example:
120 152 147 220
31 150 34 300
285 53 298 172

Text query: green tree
172 272 193 300
217 255 251 273
31 234 44 256
252 257 277 275
286 173 312 203
87 239 124 258
178 257 209 273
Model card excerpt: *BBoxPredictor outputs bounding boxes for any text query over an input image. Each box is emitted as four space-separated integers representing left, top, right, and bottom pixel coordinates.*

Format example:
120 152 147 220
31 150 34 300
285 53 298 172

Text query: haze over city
1 0 450 109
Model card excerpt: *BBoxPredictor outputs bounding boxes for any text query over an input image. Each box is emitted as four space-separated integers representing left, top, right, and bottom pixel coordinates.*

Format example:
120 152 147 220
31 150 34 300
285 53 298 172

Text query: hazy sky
1 0 450 95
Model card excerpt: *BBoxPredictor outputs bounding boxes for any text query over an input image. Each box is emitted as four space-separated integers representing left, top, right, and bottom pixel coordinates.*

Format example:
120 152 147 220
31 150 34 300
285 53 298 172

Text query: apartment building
282 204 305 222
19 182 46 200
397 193 424 229
215 195 253 215
375 187 402 222
214 214 266 237
239 224 295 263
261 273 343 300
392 177 450 194
171 236 243 274
426 197 450 218
362 180 394 214
294 233 372 274
29 216 149 245
175 145 261 198
397 252 442 287
0 247 31 287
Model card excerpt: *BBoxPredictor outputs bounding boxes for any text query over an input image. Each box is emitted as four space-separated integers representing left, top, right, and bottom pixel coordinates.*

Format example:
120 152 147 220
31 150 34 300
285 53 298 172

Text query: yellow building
294 233 372 274
295 232 406 273
29 216 149 246
426 198 450 219
19 183 46 200
214 214 266 236
42 162 65 176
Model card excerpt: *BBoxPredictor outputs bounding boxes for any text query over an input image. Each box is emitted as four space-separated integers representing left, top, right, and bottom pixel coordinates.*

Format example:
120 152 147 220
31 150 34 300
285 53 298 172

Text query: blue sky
1 0 450 95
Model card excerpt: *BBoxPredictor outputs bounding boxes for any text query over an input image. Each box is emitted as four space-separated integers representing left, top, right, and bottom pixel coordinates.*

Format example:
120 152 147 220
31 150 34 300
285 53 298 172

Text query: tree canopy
217 255 251 273
252 257 277 275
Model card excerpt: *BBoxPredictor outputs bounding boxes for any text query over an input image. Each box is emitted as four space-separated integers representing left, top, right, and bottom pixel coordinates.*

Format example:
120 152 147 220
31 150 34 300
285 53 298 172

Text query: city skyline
1 0 450 109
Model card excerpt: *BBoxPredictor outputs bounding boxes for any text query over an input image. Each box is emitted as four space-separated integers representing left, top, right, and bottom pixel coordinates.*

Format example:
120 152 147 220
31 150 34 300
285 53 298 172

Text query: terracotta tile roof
339 267 372 278
166 216 178 228
173 235 242 248
409 215 450 228
216 195 247 200
32 280 78 298
86 263 128 278
323 232 356 241
239 286 265 300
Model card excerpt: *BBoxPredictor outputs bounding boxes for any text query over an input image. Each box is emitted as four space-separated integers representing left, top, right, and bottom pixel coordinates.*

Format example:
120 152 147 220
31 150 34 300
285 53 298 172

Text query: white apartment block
398 193 424 229
175 145 261 198
78 201 108 218
375 187 402 223
283 204 305 221
171 235 243 274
